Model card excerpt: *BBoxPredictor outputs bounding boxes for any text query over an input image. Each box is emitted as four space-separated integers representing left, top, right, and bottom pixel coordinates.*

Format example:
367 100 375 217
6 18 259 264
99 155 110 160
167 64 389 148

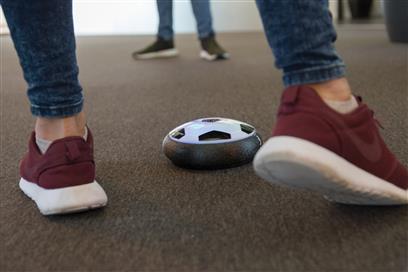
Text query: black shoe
132 38 179 60
199 36 229 61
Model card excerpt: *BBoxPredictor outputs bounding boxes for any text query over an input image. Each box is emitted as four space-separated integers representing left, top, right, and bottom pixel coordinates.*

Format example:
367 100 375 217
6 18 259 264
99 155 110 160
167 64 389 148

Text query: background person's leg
132 0 178 60
190 0 228 61
1 0 85 140
133 0 177 60
157 0 174 40
190 0 214 39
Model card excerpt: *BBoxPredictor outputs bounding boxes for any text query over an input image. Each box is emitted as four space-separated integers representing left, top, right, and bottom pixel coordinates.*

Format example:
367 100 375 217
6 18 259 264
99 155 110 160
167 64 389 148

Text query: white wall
1 1 385 36
0 7 10 34
73 0 383 36
73 0 263 36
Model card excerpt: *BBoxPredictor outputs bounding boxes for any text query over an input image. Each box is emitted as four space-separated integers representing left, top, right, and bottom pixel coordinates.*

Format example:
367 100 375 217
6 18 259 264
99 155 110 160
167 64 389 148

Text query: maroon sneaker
19 129 107 215
254 86 408 205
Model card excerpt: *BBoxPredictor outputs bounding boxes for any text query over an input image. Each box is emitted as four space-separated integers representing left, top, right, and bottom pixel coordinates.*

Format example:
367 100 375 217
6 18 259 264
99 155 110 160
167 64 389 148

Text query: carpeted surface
1 27 407 272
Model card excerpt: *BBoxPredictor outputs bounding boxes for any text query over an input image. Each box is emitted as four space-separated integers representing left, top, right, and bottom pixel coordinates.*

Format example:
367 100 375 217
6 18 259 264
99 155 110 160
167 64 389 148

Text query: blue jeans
157 0 214 40
1 0 345 118
1 0 83 117
256 0 346 86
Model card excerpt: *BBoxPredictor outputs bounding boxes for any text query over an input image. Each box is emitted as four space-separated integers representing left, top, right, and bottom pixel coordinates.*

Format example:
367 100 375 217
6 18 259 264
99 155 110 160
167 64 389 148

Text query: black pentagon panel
201 118 221 123
240 124 254 134
171 128 185 139
199 130 231 141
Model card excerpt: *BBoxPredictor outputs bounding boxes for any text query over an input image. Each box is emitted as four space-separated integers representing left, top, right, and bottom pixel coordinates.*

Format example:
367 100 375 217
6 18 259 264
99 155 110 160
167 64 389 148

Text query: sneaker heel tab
86 128 94 149
29 132 43 155
65 141 81 161
356 95 363 104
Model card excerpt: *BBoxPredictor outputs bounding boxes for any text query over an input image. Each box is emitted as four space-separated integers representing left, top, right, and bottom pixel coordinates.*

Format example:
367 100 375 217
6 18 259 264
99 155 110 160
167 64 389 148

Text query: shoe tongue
65 141 81 161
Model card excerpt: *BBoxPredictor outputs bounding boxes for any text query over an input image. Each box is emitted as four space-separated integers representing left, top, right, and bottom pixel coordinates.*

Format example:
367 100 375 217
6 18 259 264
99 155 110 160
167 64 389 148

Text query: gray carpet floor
1 27 407 272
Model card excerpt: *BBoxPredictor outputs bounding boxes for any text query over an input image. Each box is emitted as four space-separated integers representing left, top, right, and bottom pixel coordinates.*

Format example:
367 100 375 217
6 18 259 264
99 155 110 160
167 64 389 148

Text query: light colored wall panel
0 7 10 35
73 0 263 36
1 1 383 36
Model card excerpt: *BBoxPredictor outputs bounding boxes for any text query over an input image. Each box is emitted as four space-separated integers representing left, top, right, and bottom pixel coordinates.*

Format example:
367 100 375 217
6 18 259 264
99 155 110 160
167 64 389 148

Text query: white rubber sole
253 136 408 205
19 178 108 215
199 50 229 61
135 48 179 60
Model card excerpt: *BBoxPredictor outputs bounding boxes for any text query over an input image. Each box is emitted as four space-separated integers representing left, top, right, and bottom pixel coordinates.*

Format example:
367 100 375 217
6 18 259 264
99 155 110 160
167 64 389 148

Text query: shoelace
358 96 384 130
372 110 384 130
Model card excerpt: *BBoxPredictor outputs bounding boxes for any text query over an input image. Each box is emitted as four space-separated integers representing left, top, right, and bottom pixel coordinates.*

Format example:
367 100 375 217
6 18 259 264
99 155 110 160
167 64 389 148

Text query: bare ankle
308 78 352 101
35 111 86 141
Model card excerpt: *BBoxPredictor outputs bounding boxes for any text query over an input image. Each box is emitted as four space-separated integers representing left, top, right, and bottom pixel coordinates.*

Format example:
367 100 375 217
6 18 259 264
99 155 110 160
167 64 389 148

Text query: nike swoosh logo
328 113 383 162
